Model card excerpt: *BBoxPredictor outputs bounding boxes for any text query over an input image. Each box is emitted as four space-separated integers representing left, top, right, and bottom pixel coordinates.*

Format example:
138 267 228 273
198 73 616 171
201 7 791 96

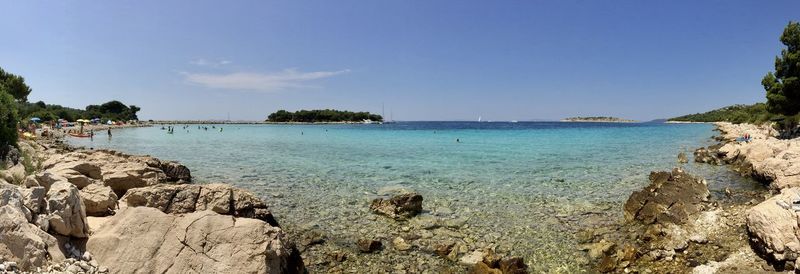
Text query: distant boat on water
478 116 482 122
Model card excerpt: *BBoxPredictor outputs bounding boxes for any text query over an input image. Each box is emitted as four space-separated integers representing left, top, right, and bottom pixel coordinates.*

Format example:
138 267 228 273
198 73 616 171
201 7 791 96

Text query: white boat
478 116 482 122
510 120 518 123
362 119 381 124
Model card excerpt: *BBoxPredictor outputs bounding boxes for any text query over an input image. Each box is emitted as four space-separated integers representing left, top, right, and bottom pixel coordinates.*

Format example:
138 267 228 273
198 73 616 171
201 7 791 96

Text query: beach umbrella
29 117 41 123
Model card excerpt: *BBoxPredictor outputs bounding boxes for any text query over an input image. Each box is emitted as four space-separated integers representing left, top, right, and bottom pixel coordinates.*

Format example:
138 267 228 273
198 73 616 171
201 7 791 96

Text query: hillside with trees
267 109 383 123
668 103 778 124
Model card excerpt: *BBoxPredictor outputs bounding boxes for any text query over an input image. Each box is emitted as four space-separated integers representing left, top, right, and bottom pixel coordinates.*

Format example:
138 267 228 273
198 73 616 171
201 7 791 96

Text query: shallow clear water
69 122 759 271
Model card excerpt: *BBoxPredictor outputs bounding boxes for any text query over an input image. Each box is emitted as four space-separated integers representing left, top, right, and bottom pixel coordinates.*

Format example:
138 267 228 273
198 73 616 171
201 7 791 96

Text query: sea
68 121 760 271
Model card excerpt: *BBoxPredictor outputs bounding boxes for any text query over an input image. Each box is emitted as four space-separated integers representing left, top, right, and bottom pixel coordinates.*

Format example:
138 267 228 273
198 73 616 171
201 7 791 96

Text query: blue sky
1 1 798 121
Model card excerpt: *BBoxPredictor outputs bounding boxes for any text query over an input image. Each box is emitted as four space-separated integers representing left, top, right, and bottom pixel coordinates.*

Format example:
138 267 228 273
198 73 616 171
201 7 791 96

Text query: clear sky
1 1 799 121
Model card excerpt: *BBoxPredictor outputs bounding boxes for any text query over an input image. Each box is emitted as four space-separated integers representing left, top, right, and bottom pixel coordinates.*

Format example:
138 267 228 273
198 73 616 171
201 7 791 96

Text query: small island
266 109 383 123
561 116 637 123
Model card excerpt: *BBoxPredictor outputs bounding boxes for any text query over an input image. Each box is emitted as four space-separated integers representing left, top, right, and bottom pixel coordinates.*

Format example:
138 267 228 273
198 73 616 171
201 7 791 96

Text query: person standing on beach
108 128 112 138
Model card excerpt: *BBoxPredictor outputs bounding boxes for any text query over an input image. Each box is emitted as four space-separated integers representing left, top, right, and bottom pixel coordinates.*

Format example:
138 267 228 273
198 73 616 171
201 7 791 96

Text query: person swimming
456 138 460 143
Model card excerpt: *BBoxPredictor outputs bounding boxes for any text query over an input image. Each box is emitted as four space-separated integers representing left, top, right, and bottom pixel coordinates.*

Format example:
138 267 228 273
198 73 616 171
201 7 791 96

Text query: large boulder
102 164 165 197
48 161 102 180
0 183 64 271
370 192 424 219
45 181 90 238
747 188 800 263
623 169 710 225
52 169 93 189
86 207 305 274
80 183 118 217
0 205 64 271
32 172 67 192
0 183 32 222
20 186 47 215
122 183 279 227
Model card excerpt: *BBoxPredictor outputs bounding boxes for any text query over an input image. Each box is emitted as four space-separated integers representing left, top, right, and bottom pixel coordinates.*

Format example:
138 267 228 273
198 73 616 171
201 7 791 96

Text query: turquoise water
69 122 758 271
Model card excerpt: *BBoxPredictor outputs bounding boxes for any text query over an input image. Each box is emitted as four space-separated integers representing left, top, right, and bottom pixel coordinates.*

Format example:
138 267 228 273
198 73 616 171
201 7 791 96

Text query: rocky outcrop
623 169 710 225
693 144 725 165
86 207 305 274
45 181 90 238
102 165 166 197
0 205 63 271
710 122 800 190
41 149 192 197
121 183 279 227
746 188 800 263
0 183 64 271
370 192 423 220
80 183 118 217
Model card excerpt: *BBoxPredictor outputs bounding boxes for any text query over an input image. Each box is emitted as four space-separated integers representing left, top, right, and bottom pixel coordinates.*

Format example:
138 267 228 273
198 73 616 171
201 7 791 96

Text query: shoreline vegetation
561 116 637 123
668 103 780 124
266 109 383 123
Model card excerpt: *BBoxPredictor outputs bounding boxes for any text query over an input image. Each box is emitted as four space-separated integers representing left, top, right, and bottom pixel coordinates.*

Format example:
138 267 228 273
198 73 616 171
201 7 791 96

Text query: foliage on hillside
19 100 141 122
668 103 779 124
0 89 19 155
267 109 382 123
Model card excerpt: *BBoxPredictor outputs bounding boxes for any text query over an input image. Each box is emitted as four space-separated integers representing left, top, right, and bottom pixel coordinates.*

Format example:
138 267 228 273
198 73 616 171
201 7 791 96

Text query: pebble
393 237 412 251
82 251 93 261
66 264 82 273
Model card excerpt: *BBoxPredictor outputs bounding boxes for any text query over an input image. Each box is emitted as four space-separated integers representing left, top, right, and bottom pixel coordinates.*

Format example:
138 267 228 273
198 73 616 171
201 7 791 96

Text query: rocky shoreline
0 135 535 273
580 121 800 273
7 121 795 273
0 138 305 273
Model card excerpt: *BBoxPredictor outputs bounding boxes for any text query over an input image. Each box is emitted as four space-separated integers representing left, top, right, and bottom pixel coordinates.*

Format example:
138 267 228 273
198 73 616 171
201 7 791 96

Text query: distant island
561 116 637 123
668 103 777 124
266 109 383 123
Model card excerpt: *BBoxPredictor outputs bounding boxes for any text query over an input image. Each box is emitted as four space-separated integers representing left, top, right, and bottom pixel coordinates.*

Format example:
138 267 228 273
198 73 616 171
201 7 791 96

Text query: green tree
764 21 800 116
0 88 19 158
0 67 32 102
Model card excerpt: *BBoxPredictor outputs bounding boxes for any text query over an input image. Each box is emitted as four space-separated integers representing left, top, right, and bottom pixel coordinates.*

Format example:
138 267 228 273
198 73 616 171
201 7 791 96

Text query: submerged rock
357 239 382 253
370 192 423 219
678 152 688 164
158 161 191 182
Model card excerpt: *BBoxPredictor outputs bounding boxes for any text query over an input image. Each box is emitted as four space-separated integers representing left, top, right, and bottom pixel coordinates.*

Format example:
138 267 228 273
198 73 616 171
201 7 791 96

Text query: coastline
582 121 800 273
0 136 305 273
4 121 790 273
151 120 380 125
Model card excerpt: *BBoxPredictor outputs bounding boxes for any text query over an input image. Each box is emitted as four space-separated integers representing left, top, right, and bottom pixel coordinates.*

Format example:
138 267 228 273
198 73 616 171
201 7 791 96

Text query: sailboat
478 116 482 122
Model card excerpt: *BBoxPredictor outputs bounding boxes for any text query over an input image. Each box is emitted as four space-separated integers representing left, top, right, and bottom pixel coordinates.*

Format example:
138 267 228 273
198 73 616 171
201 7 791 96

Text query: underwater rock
370 192 423 219
357 239 382 253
